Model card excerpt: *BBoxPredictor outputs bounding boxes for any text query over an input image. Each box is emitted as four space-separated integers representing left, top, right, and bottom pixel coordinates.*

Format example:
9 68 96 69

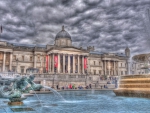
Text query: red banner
84 57 87 69
54 55 58 68
46 55 49 71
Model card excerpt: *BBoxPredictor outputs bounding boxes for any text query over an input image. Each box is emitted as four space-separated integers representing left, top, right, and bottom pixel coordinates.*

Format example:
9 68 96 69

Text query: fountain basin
1 90 150 113
8 97 27 106
114 74 150 98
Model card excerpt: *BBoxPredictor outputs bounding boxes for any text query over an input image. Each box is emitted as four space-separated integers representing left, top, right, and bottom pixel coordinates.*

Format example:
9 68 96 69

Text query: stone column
58 54 60 73
109 61 110 76
88 57 90 74
82 56 84 74
118 61 119 76
34 54 36 68
63 54 65 73
73 55 75 73
49 54 51 73
127 59 130 75
68 55 70 74
78 55 80 73
101 60 103 75
52 54 54 73
114 61 116 75
9 52 12 71
105 60 106 75
2 52 6 72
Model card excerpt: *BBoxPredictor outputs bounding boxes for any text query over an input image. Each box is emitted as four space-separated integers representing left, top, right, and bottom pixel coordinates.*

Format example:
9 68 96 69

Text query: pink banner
54 55 58 68
84 57 87 69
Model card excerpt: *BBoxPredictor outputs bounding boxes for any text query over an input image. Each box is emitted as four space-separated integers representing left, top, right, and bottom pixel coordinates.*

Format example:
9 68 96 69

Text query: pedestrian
73 84 75 89
89 84 91 89
56 84 59 89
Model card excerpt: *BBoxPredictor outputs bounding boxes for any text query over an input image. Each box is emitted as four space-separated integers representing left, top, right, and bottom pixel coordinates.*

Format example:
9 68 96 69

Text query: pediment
47 46 89 55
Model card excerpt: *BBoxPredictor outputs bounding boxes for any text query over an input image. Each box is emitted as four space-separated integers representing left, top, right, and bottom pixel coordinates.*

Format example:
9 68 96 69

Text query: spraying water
25 81 43 107
44 86 65 101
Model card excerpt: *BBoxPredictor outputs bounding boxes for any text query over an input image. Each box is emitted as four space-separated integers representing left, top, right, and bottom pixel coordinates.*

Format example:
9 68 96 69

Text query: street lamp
16 58 18 73
85 64 88 87
52 67 56 88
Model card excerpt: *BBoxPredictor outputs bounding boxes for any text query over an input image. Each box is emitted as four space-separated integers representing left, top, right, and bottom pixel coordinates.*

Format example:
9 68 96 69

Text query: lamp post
85 63 88 87
85 70 88 87
52 67 56 88
16 58 18 73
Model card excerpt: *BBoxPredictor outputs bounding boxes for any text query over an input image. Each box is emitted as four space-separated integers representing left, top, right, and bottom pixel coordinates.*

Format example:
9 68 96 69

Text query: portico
47 49 89 75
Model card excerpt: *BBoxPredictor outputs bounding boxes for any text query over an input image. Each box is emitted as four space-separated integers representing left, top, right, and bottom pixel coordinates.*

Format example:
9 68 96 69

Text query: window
121 63 122 67
38 56 40 62
107 71 109 75
94 61 95 65
132 71 134 74
13 55 16 61
21 66 24 73
12 66 16 72
99 62 101 66
121 71 123 75
0 53 2 60
93 70 96 75
22 56 24 61
30 56 33 61
99 70 101 74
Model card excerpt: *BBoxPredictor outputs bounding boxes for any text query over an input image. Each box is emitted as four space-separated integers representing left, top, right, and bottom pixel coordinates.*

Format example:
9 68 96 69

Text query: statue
0 75 43 105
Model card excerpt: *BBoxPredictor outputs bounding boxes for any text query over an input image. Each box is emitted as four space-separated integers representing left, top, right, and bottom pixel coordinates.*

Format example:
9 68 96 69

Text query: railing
0 72 28 78
34 74 87 82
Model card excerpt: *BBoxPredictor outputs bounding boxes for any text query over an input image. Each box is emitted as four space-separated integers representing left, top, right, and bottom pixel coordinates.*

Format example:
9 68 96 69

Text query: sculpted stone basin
114 74 150 98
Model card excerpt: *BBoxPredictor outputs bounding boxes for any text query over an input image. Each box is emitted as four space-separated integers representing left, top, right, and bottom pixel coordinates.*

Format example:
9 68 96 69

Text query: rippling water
0 90 150 113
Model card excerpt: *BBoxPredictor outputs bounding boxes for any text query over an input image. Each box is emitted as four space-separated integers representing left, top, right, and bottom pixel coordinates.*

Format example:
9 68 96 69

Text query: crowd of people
56 84 92 90
54 77 118 90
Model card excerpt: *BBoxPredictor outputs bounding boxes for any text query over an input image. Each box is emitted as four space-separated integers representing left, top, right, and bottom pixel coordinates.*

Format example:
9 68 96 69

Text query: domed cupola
55 26 72 46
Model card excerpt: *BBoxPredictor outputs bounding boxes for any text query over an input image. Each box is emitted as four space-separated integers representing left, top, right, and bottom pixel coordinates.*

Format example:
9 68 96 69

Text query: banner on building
46 55 49 71
54 55 58 68
84 57 87 69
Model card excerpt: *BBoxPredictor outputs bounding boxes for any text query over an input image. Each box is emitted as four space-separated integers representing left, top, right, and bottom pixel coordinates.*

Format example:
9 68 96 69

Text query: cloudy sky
0 0 150 56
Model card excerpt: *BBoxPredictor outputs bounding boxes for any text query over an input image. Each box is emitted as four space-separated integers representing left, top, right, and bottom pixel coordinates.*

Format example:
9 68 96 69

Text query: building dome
55 26 71 40
55 26 72 46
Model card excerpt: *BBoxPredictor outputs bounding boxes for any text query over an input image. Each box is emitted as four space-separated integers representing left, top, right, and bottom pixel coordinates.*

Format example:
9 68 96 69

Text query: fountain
0 75 43 106
113 74 150 98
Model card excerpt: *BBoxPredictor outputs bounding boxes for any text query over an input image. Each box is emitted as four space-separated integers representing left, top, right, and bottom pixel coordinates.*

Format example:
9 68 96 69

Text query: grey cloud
0 0 150 56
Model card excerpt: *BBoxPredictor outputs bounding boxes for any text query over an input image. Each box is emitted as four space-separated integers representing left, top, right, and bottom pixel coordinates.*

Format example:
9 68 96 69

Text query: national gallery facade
0 26 130 78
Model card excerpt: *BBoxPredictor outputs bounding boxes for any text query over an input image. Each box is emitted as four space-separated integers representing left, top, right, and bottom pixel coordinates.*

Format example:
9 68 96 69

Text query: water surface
0 90 150 113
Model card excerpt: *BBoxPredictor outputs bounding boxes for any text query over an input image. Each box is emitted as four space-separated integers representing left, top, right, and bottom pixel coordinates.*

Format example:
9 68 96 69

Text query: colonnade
47 54 87 74
103 60 119 76
1 52 12 72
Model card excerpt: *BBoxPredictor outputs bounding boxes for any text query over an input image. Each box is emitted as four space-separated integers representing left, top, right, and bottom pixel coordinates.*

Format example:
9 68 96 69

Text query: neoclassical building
0 26 130 77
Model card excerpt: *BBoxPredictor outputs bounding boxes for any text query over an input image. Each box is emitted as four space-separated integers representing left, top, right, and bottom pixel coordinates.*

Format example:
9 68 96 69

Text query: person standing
56 84 59 89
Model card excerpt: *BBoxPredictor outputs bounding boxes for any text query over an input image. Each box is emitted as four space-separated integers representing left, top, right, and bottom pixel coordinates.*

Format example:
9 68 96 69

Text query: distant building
132 53 150 74
0 26 130 77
